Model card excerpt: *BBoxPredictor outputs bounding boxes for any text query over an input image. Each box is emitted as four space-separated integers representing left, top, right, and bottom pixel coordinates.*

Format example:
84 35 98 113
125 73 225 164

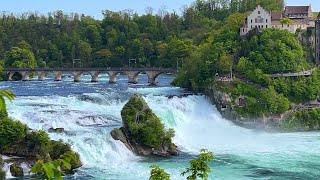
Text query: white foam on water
4 86 320 179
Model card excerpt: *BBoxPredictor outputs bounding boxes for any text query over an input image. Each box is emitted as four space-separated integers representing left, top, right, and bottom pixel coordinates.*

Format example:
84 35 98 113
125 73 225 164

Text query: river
1 74 320 179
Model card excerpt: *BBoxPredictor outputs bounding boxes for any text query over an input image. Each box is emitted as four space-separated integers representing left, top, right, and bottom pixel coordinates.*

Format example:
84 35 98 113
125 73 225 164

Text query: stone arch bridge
4 68 176 85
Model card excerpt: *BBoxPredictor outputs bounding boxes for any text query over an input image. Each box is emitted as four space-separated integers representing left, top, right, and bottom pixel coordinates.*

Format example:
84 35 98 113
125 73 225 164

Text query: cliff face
204 87 285 130
111 94 178 156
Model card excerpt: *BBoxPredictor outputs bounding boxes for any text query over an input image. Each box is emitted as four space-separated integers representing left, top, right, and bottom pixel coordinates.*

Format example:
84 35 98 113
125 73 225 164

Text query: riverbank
204 81 320 132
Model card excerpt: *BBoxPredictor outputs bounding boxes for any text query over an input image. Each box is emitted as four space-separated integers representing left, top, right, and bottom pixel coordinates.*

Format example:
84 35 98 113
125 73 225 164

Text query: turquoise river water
1 74 320 180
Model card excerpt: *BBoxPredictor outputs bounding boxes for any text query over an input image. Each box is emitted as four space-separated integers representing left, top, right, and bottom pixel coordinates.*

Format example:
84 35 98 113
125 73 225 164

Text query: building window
251 19 253 23
266 19 268 23
288 24 290 27
258 11 261 14
251 25 253 29
255 16 264 23
266 25 268 28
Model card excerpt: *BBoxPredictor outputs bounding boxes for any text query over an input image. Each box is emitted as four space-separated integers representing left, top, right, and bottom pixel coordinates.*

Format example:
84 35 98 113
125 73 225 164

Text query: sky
0 0 319 19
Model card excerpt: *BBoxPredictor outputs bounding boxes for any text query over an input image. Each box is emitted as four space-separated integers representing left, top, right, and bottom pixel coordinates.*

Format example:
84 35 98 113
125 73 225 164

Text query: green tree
280 17 293 26
4 46 37 68
181 149 214 180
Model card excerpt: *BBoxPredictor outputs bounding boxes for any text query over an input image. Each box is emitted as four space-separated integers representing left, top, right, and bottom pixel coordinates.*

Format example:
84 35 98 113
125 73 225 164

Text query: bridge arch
4 68 177 84
124 71 141 84
89 71 101 82
8 71 36 81
107 71 120 83
8 71 22 81
144 70 175 85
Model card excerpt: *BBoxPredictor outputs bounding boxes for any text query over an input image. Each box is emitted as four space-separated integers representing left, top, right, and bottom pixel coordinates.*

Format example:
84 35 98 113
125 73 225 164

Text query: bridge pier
8 72 14 81
53 71 63 81
21 71 31 81
37 71 47 81
145 71 161 85
90 71 100 82
72 71 83 82
107 71 119 83
125 71 140 84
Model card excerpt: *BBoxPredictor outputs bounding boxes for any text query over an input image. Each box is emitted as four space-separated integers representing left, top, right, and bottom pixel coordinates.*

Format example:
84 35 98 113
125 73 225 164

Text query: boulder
111 128 133 151
10 162 23 177
48 128 65 133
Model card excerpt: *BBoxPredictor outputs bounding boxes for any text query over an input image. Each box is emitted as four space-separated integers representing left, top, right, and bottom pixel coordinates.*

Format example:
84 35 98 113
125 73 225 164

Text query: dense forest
0 0 284 69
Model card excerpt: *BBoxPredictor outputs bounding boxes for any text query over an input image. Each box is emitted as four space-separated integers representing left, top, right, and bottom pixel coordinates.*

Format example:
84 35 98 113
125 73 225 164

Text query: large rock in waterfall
111 94 178 156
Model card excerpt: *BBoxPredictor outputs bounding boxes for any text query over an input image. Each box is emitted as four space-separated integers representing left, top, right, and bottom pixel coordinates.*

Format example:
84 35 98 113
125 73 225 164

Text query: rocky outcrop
205 87 284 130
10 162 23 177
111 94 178 156
0 157 5 180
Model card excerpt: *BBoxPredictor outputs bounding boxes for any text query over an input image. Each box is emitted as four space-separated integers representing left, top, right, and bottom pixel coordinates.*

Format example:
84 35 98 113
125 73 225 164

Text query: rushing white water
2 75 320 179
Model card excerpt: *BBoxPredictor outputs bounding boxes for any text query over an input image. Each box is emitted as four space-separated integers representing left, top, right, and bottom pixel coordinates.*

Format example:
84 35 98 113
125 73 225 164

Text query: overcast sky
1 0 319 19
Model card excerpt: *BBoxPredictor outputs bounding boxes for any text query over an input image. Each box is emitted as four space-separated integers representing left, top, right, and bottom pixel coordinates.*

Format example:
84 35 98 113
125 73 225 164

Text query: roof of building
285 6 310 13
271 12 283 20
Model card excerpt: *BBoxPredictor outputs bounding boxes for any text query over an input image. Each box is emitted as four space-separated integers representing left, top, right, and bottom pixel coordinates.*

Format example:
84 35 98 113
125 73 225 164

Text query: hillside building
240 5 314 36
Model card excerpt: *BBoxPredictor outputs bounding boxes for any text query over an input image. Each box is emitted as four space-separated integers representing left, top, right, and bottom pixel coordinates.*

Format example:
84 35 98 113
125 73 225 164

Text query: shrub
0 118 28 150
27 130 51 160
49 140 72 160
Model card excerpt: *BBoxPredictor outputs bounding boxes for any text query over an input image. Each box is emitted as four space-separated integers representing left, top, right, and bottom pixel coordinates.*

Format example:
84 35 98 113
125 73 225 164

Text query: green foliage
263 86 290 114
10 162 23 177
0 89 15 115
0 0 284 68
280 17 293 25
149 149 214 180
181 149 214 180
239 28 308 74
121 95 175 149
273 70 320 103
28 130 52 159
149 165 171 180
0 157 5 180
30 151 78 180
49 140 72 160
4 41 37 68
0 117 28 150
281 109 320 131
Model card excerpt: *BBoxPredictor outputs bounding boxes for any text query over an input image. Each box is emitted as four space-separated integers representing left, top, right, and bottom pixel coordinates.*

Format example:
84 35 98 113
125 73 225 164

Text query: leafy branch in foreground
30 151 77 180
149 149 214 180
181 149 214 180
149 165 171 180
0 89 15 112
